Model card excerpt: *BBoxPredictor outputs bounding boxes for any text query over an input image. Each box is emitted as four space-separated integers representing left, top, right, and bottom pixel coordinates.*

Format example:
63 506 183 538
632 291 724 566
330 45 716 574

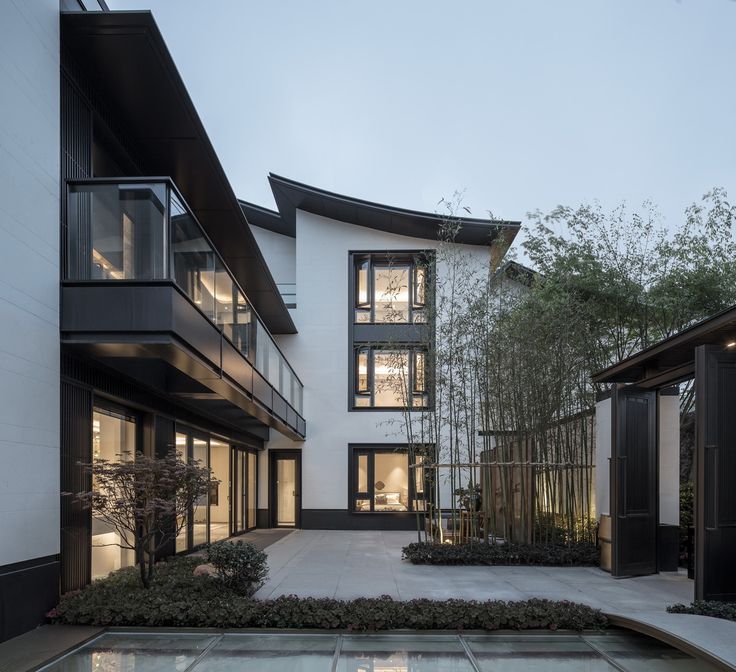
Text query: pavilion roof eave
592 304 736 387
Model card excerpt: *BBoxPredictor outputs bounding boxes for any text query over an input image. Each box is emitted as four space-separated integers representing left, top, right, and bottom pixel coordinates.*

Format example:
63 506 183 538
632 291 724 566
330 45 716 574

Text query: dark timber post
695 345 736 601
610 385 658 577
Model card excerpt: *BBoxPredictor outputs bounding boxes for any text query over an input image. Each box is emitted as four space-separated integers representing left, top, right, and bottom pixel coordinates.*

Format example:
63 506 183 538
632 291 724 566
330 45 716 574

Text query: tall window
354 347 428 409
354 253 429 324
91 407 137 579
351 447 428 513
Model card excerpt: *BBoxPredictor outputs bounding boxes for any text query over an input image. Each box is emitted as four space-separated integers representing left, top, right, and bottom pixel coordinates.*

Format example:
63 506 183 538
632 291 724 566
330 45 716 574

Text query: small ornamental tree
73 449 213 588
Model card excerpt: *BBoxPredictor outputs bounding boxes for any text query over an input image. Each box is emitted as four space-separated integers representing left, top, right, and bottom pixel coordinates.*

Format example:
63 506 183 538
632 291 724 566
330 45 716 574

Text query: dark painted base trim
302 509 421 531
256 508 269 529
0 555 60 643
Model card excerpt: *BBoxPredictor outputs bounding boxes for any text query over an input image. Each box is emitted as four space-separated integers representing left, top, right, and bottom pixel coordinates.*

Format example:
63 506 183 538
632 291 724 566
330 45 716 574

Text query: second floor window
354 347 428 409
354 253 429 324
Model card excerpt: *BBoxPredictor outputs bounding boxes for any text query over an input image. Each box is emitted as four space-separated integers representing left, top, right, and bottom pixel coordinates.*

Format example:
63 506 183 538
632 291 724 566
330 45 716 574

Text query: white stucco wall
0 1 60 565
595 396 612 518
261 210 491 512
250 226 296 286
659 392 680 526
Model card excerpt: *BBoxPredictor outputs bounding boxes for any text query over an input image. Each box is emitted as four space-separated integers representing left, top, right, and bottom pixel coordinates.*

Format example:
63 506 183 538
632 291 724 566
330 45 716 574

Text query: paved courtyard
255 529 692 611
255 530 736 669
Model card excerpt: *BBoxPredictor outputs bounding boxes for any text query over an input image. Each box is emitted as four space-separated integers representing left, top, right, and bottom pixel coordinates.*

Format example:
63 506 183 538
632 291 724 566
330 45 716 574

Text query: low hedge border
667 601 736 622
51 558 607 631
402 541 600 566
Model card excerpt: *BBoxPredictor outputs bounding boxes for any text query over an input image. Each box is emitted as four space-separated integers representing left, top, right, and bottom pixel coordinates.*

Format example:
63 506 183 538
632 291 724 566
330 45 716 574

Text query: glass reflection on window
170 192 216 320
373 351 409 407
374 265 410 323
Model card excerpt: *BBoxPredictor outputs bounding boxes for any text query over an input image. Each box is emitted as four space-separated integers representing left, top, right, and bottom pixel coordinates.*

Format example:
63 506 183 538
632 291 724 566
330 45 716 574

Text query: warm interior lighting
92 248 125 279
727 341 736 348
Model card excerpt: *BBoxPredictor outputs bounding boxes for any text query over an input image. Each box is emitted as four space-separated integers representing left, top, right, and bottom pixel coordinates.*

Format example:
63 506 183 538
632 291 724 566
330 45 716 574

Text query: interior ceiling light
727 341 736 348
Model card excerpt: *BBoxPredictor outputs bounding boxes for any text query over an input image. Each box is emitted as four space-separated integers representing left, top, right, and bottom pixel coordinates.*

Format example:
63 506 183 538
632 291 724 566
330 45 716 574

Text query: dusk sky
108 0 735 253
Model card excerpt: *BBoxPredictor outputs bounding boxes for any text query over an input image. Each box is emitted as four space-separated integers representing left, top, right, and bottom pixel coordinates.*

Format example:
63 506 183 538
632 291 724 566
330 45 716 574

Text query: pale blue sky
108 0 735 250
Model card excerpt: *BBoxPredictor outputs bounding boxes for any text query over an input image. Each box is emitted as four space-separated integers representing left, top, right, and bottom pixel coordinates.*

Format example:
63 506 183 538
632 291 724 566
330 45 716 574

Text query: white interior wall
659 392 680 526
0 0 60 566
595 396 612 518
263 210 491 513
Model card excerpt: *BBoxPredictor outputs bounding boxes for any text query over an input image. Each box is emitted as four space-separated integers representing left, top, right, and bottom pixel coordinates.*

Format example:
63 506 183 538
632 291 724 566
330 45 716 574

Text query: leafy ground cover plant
402 541 599 566
667 601 736 622
205 540 268 596
50 557 607 631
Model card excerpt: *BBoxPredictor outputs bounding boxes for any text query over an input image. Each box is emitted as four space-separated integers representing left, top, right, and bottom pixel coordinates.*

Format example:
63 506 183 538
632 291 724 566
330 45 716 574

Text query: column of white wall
659 392 680 526
0 1 60 566
595 396 612 518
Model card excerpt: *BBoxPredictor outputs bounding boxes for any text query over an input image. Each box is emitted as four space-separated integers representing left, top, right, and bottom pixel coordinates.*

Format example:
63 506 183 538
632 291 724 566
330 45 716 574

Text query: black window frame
349 445 430 514
352 345 430 410
352 252 431 325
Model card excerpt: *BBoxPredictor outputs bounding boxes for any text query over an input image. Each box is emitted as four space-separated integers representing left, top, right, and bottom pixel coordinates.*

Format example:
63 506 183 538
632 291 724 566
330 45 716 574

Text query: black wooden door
695 345 736 601
611 386 658 577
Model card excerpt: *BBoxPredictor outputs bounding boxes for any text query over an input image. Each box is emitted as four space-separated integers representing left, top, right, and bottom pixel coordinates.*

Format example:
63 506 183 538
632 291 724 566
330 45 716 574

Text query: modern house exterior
0 2 519 640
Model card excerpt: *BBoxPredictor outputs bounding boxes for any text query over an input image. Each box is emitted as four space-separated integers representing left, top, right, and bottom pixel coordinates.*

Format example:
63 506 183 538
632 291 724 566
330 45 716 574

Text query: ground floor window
350 446 428 513
91 406 137 579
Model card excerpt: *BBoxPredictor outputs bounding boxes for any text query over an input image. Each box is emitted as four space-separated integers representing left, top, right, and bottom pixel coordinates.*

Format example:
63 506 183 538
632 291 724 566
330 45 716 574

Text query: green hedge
402 541 600 566
667 601 736 622
51 558 607 631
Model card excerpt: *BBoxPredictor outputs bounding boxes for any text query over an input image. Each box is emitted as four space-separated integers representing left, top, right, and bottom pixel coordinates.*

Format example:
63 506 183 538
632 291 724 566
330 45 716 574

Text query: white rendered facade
0 1 60 569
256 209 495 525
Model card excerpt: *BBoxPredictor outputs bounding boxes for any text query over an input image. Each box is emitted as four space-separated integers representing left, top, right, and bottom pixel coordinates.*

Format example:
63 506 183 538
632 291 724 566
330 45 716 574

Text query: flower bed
52 557 607 631
402 541 600 566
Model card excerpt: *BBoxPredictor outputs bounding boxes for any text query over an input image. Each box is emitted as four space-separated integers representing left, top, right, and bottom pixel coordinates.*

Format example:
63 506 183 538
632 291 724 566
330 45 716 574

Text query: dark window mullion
369 348 376 407
368 451 376 511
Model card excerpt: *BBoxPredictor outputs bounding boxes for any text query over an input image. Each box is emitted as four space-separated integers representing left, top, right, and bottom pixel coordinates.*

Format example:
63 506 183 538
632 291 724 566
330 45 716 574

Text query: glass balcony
66 178 304 416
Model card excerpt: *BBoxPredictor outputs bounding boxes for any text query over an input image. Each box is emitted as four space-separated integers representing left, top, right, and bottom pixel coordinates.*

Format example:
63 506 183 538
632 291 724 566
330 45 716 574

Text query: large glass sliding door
175 431 189 553
175 430 211 551
248 452 257 529
175 428 259 552
231 448 258 536
192 437 209 547
209 440 230 542
91 407 137 579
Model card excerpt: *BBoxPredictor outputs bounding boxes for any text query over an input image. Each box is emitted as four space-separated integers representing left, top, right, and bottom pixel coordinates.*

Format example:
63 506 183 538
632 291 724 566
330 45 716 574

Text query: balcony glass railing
66 178 303 415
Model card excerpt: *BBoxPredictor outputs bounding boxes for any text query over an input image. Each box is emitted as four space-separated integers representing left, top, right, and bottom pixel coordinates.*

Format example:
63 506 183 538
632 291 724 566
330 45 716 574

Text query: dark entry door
696 345 736 601
611 386 657 577
270 451 301 528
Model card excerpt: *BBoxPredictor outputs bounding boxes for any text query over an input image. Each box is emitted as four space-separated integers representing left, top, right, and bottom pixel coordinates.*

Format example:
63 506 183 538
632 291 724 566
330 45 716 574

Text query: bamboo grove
379 189 736 546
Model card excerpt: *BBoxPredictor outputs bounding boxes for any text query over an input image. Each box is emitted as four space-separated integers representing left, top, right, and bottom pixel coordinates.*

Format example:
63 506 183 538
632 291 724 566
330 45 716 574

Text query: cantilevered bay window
354 347 428 409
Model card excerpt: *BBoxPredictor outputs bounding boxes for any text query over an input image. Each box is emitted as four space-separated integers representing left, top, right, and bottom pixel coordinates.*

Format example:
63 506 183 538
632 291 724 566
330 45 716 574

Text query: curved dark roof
267 174 521 247
239 200 292 237
61 10 296 334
